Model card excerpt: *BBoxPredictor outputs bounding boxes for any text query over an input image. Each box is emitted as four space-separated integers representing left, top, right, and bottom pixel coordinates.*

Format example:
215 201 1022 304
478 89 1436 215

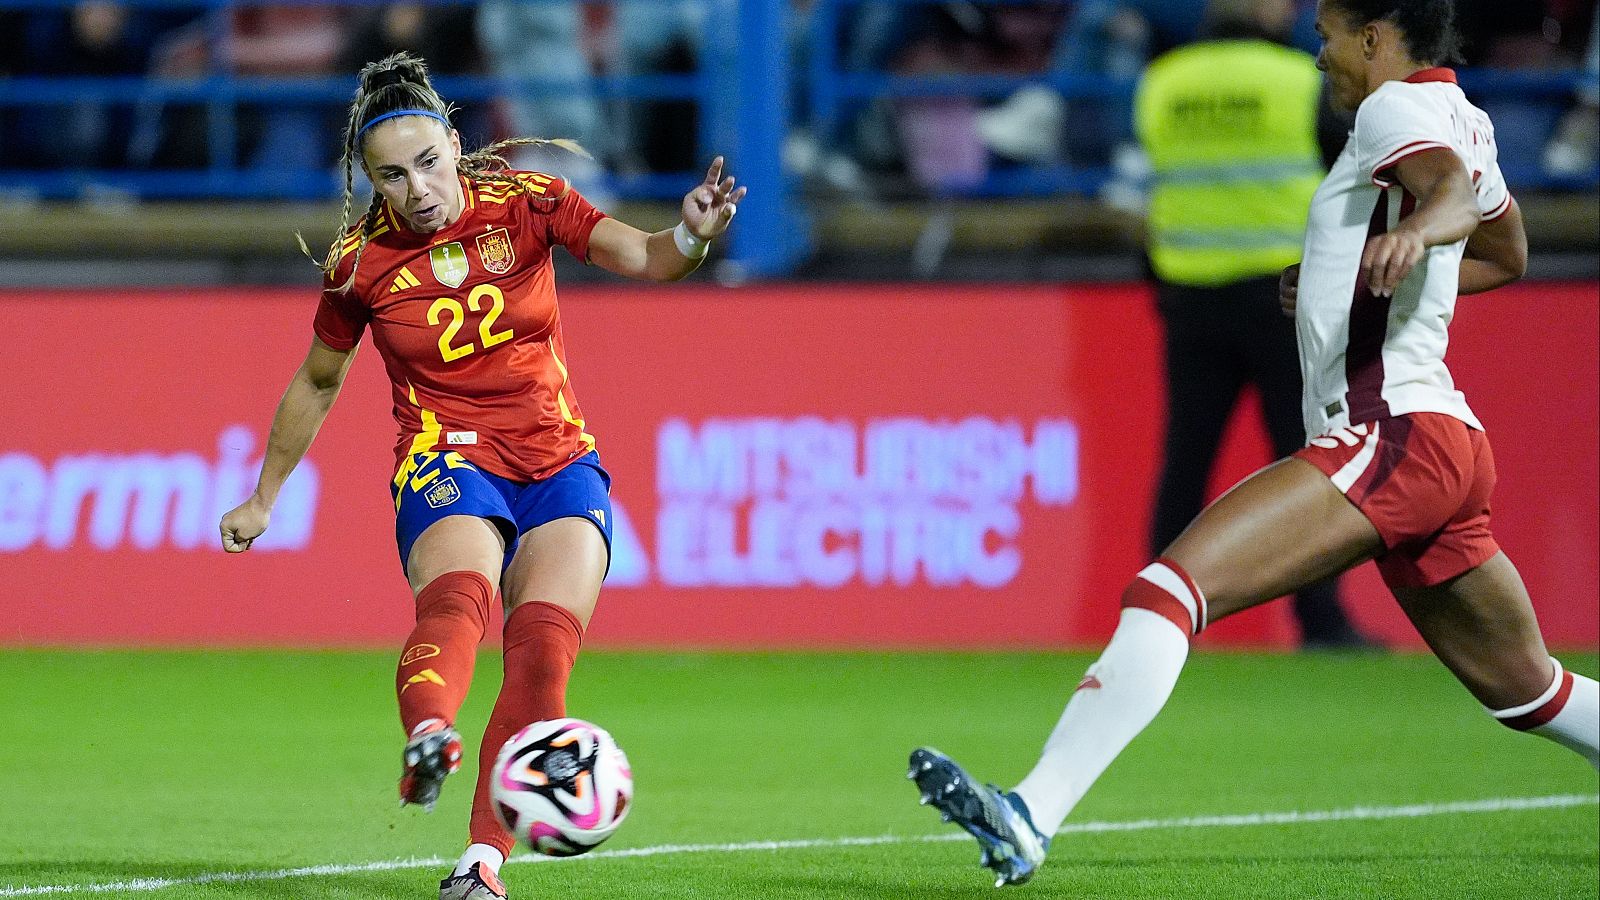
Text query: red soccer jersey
313 171 608 483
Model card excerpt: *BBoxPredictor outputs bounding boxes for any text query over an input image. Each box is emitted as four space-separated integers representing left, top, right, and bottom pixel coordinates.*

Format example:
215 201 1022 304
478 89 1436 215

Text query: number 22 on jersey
427 284 513 362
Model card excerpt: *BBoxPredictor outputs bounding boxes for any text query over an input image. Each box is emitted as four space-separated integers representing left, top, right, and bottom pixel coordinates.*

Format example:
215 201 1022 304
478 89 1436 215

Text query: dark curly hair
1328 0 1463 65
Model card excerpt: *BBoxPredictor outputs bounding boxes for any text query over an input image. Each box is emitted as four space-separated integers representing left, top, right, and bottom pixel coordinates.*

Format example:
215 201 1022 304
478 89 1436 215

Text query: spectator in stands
229 5 348 173
1544 8 1599 178
889 7 997 194
341 3 484 154
610 0 705 176
978 0 1211 168
786 1 915 193
886 3 1066 193
15 2 152 171
1454 0 1588 174
145 4 347 173
476 0 610 205
0 7 23 167
342 3 479 76
1133 0 1373 649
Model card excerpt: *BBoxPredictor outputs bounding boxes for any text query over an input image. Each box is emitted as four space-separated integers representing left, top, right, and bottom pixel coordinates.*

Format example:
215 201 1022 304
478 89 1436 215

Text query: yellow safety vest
1135 39 1323 286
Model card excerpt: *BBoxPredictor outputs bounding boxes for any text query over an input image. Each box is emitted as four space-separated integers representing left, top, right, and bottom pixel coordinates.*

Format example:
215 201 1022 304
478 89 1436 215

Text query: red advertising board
2 282 1595 648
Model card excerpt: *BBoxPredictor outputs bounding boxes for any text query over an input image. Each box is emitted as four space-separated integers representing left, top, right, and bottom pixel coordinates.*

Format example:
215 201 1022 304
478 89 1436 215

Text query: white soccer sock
453 842 506 877
1490 658 1600 769
1013 606 1191 836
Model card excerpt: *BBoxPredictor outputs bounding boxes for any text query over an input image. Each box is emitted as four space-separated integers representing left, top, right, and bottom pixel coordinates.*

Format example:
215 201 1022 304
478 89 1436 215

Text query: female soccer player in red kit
911 0 1598 887
219 53 744 900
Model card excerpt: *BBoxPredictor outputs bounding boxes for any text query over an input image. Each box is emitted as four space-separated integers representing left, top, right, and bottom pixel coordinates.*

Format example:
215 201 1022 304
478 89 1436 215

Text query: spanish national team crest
475 227 516 275
424 476 461 509
430 242 469 288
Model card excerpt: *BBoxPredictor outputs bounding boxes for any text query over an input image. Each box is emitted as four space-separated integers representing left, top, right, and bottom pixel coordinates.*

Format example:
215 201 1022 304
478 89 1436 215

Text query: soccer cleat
908 747 1050 887
438 862 507 900
399 720 463 811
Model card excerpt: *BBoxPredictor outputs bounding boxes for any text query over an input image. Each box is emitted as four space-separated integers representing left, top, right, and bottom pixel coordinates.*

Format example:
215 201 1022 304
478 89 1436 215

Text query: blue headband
358 109 449 141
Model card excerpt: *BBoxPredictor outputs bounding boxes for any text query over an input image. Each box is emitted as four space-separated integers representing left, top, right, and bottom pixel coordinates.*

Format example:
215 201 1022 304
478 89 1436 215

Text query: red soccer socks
467 600 585 855
396 570 496 736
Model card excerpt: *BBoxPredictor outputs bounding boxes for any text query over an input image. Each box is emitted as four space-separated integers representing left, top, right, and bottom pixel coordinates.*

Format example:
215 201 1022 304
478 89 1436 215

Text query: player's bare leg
446 517 607 892
1393 553 1599 766
915 458 1383 885
499 516 607 626
398 516 505 810
1158 459 1379 618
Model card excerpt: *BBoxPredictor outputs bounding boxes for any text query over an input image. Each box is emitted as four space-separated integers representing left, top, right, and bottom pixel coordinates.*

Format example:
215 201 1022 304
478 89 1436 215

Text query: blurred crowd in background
0 0 1595 200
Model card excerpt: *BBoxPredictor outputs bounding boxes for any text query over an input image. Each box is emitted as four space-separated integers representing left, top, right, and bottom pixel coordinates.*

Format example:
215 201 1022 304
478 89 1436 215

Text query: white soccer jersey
1295 68 1510 439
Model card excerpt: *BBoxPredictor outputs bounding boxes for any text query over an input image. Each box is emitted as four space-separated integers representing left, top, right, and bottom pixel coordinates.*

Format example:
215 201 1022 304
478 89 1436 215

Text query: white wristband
673 221 710 259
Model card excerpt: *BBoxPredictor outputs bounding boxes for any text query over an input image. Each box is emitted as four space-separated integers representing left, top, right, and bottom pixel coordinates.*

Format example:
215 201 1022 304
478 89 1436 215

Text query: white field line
2 794 1594 896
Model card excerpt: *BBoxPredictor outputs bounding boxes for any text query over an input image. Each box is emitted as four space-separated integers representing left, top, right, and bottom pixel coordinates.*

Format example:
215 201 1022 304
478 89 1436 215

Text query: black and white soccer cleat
909 747 1050 887
438 861 507 900
399 720 463 812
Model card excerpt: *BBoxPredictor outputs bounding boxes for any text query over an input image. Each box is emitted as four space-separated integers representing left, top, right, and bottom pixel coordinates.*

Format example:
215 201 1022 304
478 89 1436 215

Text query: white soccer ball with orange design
490 718 633 856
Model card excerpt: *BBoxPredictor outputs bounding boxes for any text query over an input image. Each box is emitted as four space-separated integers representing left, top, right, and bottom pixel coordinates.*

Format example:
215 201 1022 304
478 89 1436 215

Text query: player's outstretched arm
1459 198 1527 295
1361 148 1479 298
219 337 357 553
588 156 749 282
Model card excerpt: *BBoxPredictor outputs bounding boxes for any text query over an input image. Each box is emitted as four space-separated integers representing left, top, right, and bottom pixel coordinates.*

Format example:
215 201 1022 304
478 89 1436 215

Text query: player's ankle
453 843 505 877
410 717 450 738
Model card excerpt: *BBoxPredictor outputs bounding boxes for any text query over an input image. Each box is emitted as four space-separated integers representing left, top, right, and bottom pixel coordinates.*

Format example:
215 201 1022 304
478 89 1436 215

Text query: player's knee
1121 558 1207 637
415 570 497 629
503 593 591 628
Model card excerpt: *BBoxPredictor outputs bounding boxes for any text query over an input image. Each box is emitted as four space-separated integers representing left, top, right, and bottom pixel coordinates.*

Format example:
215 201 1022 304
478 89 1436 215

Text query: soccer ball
491 718 633 857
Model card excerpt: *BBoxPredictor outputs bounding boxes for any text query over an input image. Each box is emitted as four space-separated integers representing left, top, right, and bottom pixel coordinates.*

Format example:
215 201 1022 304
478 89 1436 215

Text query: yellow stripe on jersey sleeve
476 173 555 203
476 182 521 204
517 173 549 196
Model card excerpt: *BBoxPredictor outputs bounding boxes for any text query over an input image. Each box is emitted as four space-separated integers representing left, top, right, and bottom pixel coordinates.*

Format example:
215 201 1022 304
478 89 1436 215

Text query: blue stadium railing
1 0 1596 278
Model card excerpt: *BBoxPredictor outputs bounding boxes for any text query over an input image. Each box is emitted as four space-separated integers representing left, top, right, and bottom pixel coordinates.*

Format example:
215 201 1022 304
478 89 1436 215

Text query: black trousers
1151 275 1358 643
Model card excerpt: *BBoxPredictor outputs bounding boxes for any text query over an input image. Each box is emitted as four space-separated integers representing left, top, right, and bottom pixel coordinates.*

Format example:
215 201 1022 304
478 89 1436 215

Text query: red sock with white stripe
1013 559 1203 837
1489 658 1599 768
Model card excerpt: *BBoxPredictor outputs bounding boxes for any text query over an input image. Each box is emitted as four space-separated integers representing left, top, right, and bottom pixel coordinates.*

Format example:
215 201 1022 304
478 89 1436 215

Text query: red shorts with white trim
1293 412 1499 589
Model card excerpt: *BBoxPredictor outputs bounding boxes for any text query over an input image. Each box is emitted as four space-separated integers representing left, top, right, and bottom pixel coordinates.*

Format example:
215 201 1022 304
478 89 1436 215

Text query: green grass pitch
1 649 1595 898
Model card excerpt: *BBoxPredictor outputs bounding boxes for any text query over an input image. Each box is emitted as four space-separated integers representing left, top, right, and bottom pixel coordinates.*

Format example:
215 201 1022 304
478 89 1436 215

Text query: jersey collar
1404 67 1457 84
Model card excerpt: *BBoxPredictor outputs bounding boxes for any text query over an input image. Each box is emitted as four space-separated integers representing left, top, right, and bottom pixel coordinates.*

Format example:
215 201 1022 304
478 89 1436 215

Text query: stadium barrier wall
2 282 1595 649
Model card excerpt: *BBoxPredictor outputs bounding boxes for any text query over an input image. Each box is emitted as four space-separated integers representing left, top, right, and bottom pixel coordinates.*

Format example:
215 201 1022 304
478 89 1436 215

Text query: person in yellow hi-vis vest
1136 0 1372 649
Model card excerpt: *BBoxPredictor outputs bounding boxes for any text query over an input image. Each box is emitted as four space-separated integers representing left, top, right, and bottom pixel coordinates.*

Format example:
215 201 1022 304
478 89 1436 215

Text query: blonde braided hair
308 52 586 293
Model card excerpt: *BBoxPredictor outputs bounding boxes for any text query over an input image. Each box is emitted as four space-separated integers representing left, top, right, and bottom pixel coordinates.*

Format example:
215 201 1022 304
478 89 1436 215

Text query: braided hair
311 52 585 292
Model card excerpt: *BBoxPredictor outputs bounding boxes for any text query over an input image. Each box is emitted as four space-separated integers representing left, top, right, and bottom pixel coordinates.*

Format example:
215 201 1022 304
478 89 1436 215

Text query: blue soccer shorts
390 450 613 576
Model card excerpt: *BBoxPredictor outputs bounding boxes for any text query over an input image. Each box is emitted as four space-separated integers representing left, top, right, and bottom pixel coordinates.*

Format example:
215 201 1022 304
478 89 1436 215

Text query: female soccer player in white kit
910 0 1599 886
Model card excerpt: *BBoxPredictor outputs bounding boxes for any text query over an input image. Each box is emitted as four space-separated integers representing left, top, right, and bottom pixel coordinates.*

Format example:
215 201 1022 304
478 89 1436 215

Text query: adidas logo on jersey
389 266 421 294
